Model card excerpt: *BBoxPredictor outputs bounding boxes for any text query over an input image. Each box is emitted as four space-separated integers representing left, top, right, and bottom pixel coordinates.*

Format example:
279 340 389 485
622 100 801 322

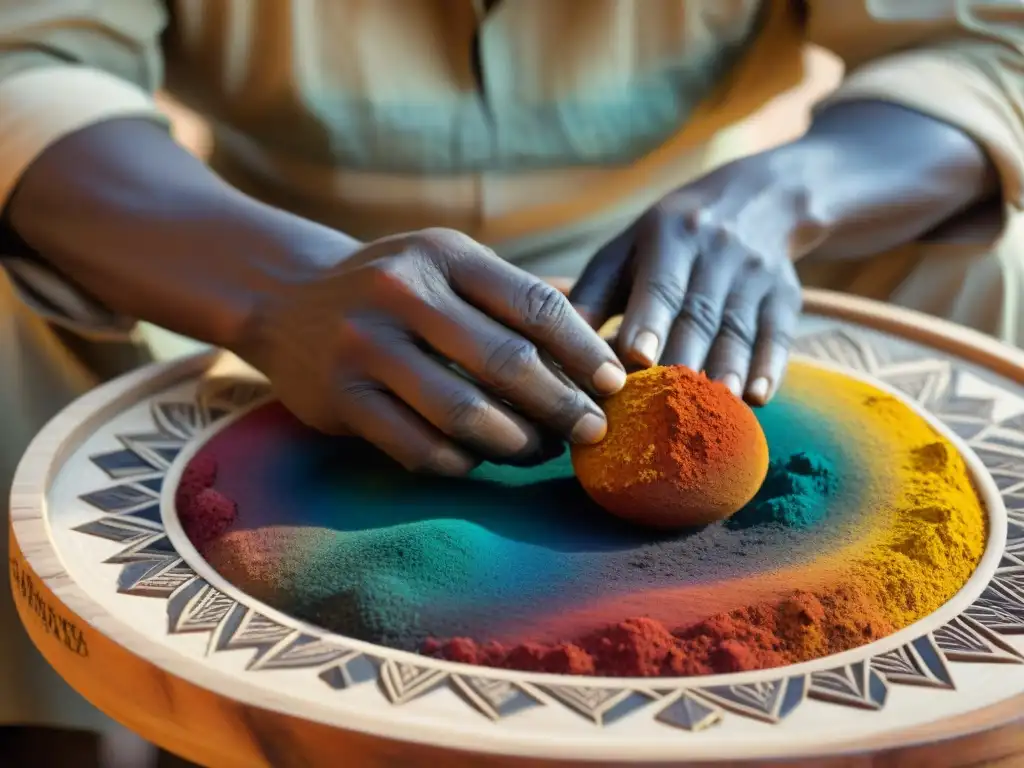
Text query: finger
661 249 742 372
617 209 699 367
337 384 479 476
746 272 802 406
568 225 635 329
435 234 625 396
402 291 609 445
702 272 773 397
369 341 546 462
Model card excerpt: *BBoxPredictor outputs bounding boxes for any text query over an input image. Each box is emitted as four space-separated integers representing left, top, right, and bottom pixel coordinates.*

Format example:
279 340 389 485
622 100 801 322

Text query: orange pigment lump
572 365 769 528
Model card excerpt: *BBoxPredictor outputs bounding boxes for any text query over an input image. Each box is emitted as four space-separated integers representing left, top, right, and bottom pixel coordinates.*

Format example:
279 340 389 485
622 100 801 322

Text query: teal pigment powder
191 401 850 652
727 451 836 529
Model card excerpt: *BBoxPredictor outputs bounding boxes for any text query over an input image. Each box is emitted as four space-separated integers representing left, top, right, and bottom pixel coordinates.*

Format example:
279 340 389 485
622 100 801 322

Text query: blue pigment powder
727 452 836 530
198 389 856 650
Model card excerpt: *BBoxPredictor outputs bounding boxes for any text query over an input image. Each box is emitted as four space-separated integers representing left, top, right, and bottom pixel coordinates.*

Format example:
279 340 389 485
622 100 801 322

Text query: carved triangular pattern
70 336 1024 730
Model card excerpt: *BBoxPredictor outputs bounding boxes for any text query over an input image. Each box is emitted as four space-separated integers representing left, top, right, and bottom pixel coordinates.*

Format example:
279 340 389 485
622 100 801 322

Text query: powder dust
428 378 988 676
186 365 988 678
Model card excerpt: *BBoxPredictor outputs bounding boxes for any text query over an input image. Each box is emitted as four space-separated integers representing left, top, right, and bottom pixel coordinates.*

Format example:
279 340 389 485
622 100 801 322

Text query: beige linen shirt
1 1 1023 279
0 0 1023 732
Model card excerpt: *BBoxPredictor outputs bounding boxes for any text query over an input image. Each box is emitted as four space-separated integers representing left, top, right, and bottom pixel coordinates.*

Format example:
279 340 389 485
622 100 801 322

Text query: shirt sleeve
804 0 1024 211
0 1 169 335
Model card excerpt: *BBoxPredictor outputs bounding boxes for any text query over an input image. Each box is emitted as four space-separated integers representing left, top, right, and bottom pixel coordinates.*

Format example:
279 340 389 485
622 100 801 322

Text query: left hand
570 148 827 405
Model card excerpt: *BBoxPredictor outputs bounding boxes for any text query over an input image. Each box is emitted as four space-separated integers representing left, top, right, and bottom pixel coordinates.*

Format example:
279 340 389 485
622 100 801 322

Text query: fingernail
722 373 743 397
747 377 771 405
571 412 607 444
633 331 659 366
433 446 476 476
593 361 627 395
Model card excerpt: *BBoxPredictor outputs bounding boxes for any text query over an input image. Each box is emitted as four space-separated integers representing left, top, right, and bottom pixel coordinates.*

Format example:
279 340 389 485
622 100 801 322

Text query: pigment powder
572 365 769 528
187 361 988 677
176 456 237 547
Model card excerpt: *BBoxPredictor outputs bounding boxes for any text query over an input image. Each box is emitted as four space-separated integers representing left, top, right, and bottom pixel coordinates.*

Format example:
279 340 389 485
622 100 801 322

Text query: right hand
235 228 627 476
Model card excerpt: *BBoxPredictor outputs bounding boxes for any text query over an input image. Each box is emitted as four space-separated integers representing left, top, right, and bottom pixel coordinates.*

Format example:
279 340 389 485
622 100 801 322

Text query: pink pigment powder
176 456 237 549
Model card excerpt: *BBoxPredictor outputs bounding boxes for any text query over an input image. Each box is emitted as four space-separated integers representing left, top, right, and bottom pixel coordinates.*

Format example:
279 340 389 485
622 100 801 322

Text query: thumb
569 225 636 329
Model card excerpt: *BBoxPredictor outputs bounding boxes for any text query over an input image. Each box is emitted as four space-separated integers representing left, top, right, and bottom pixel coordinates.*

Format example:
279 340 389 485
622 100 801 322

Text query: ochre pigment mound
571 365 769 528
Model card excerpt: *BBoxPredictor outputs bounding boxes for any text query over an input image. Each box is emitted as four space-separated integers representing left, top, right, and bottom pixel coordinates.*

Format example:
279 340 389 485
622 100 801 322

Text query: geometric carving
317 653 380 689
933 615 1024 664
88 447 159 480
249 634 351 672
537 685 656 726
79 482 158 513
881 364 951 407
69 340 1024 730
208 604 295 658
966 596 1024 634
167 580 237 634
809 661 889 710
449 676 544 721
73 514 162 544
655 692 723 731
792 329 879 374
987 570 1024 611
152 402 206 441
117 432 188 472
117 558 196 598
377 659 448 705
102 533 176 565
872 635 954 689
694 677 807 724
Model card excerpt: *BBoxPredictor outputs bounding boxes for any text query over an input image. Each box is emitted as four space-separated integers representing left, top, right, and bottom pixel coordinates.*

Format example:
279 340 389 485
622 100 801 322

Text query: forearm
4 118 359 347
778 100 1000 261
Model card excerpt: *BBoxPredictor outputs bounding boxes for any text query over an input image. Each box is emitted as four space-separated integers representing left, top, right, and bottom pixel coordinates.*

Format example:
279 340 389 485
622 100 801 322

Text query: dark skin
4 101 998 473
570 100 999 403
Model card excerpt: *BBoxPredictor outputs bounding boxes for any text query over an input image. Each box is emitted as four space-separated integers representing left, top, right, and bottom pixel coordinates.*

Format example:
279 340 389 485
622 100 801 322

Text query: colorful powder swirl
186 362 987 677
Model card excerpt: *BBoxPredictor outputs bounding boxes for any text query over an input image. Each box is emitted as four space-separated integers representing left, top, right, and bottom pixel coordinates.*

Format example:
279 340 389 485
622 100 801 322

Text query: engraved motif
152 402 206 440
79 482 158 514
694 677 806 724
89 448 159 480
118 432 189 472
117 558 197 598
808 661 888 711
872 635 954 689
318 653 379 689
378 659 448 705
68 334 1024 730
933 615 1024 664
449 676 543 721
74 514 163 544
655 693 723 731
208 604 295 658
246 633 350 672
793 330 879 372
538 685 656 725
167 580 238 634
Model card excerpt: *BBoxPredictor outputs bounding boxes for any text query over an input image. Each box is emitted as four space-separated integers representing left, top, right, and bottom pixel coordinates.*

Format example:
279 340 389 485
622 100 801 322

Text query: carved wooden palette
9 291 1024 767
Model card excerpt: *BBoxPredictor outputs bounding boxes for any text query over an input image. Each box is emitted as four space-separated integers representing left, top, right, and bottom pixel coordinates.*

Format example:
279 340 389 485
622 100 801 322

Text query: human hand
235 228 626 476
570 150 828 405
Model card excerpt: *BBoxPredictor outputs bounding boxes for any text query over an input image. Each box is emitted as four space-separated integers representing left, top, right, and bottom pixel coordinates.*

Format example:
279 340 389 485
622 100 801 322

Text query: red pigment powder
176 456 238 550
424 587 894 677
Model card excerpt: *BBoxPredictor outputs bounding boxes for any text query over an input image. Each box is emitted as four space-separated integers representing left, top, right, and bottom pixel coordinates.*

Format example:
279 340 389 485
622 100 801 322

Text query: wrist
213 201 361 351
752 140 838 259
786 101 999 260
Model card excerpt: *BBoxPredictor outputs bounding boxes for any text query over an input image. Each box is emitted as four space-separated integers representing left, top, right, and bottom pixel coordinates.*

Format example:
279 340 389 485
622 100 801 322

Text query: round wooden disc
9 289 1024 767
